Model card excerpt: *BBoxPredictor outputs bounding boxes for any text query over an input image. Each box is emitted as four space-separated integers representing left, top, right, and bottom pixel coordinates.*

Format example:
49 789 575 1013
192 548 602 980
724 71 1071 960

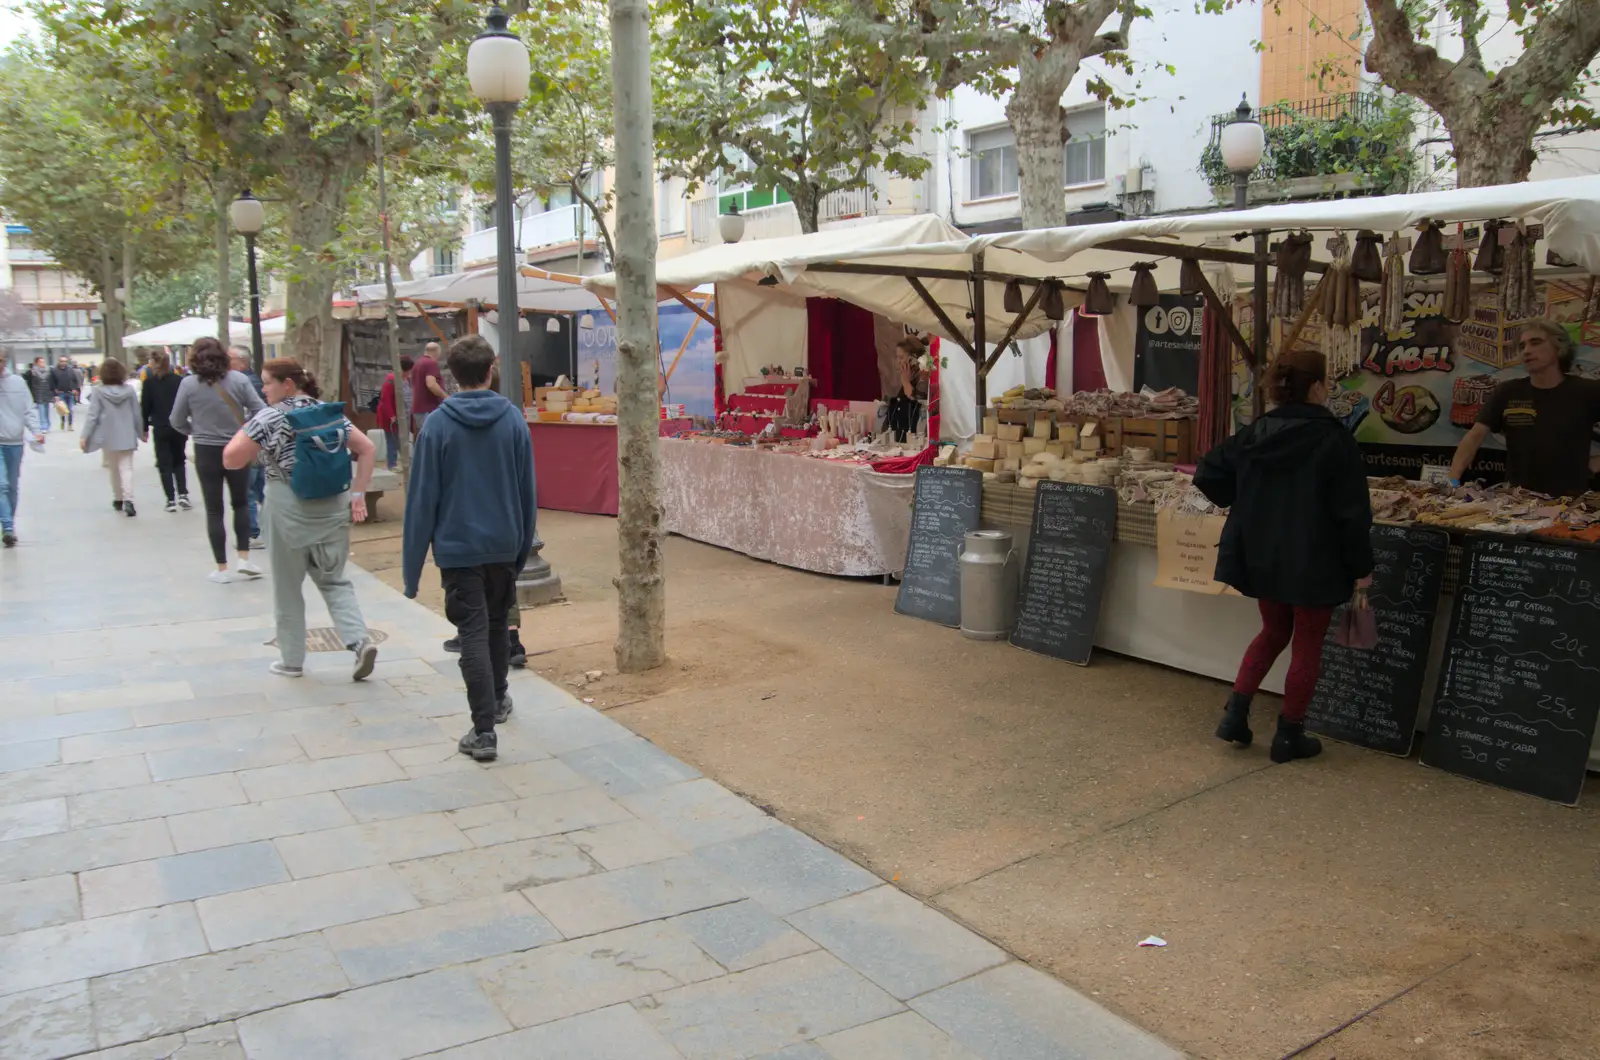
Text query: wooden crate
1119 417 1194 464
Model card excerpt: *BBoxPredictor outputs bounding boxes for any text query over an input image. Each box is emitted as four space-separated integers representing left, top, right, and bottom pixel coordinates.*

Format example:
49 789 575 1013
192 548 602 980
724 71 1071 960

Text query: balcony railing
462 204 587 265
689 198 800 245
1200 92 1413 193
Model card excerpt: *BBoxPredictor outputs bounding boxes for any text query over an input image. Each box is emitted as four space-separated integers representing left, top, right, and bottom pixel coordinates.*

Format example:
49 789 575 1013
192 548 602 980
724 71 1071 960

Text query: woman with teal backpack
222 357 380 681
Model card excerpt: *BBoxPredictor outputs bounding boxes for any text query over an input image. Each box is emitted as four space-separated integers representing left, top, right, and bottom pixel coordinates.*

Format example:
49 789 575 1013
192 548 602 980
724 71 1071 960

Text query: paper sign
1153 509 1231 595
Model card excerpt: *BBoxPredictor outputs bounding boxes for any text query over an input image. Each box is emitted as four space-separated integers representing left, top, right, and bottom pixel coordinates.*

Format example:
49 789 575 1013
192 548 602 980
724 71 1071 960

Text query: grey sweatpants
264 484 369 669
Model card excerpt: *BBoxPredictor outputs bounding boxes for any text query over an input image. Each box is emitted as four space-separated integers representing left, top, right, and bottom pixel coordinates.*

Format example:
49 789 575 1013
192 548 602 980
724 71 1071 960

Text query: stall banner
1153 509 1241 596
1133 293 1203 395
1233 280 1600 479
575 303 718 418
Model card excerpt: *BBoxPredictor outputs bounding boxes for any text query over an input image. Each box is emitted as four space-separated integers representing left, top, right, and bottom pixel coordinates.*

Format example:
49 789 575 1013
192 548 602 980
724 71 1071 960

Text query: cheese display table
659 438 915 576
527 422 619 516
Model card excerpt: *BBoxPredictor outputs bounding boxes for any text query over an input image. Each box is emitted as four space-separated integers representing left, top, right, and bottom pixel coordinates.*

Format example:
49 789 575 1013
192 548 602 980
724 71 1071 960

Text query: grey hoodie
169 370 266 447
0 372 41 445
80 383 141 453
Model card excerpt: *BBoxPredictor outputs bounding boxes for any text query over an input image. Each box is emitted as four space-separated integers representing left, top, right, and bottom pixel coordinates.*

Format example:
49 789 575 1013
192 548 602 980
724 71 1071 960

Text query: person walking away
230 347 270 547
1193 348 1374 763
26 357 52 434
374 355 414 470
224 358 379 681
409 341 448 436
170 337 265 582
403 336 536 762
0 359 44 547
79 358 143 516
51 355 80 429
140 348 192 513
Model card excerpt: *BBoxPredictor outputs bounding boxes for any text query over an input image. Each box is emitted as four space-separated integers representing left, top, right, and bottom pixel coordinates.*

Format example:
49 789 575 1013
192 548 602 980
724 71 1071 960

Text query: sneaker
458 728 498 762
442 636 461 653
269 661 304 678
123 502 136 517
495 694 514 724
112 500 123 512
177 494 193 510
2 530 15 548
351 638 378 682
164 499 178 513
508 632 527 669
236 560 263 579
207 570 232 584
250 535 266 550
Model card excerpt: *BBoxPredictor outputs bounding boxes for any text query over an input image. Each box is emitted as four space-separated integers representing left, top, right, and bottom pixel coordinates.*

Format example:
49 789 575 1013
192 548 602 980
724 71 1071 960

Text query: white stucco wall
932 0 1262 226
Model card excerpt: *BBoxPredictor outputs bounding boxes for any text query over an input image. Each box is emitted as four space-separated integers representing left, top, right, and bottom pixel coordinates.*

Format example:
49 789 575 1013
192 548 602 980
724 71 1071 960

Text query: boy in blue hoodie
403 335 537 762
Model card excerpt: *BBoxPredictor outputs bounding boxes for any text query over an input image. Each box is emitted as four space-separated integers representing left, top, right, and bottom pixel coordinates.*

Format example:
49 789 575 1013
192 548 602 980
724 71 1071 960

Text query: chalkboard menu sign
1306 526 1448 755
895 466 982 627
1422 536 1600 805
1009 482 1117 665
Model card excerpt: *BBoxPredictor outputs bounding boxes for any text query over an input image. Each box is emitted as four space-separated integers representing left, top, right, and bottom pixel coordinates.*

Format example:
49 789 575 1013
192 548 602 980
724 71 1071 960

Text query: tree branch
1496 0 1600 121
1084 1 1137 58
1458 0 1485 73
1363 0 1488 102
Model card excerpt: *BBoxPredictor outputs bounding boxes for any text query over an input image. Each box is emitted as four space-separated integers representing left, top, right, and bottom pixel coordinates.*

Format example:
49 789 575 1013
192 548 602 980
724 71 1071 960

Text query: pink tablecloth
528 422 619 516
658 438 916 577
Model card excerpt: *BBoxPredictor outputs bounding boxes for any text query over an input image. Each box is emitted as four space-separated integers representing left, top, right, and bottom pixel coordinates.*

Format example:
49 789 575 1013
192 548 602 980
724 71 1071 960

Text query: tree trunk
793 181 820 234
283 170 350 387
610 0 666 674
1007 66 1073 230
214 181 232 343
1449 105 1538 186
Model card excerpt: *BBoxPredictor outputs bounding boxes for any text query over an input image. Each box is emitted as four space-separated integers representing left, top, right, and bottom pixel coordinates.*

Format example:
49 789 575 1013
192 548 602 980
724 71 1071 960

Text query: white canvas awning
121 315 287 350
355 265 607 314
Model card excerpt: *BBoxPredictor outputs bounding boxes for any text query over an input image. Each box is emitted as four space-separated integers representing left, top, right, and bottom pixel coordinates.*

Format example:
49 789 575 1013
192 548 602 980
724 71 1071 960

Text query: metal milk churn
959 530 1018 640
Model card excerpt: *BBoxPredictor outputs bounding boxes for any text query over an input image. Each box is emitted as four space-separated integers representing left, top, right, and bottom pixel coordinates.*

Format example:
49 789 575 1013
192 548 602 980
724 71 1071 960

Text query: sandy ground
351 495 1600 1060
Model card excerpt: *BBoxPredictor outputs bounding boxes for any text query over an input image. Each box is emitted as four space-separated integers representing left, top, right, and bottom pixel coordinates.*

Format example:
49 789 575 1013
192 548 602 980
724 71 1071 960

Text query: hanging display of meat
1442 223 1472 323
1498 224 1538 319
1271 232 1313 323
1351 230 1384 283
1318 233 1362 379
1410 220 1447 275
1585 276 1600 327
1380 231 1407 336
1474 219 1505 275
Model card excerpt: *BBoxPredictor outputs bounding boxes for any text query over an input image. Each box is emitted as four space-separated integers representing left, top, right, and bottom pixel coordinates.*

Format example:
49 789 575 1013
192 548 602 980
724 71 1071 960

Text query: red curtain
1043 326 1058 392
927 335 941 442
713 325 726 416
1071 312 1107 393
806 298 883 401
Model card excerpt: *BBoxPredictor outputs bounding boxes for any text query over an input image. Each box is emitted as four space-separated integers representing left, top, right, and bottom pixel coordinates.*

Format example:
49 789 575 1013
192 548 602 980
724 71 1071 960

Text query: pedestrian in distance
409 341 448 436
78 357 143 517
169 337 265 583
139 348 192 513
229 346 269 548
403 336 535 762
374 355 414 471
224 357 379 682
26 357 52 434
50 355 80 429
1194 348 1374 763
0 357 45 548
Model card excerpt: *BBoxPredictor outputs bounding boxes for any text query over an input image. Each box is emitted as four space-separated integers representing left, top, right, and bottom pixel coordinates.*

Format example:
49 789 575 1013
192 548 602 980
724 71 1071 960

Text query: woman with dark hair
79 358 143 516
1194 348 1374 764
169 336 265 582
224 358 379 681
884 335 928 440
140 348 191 512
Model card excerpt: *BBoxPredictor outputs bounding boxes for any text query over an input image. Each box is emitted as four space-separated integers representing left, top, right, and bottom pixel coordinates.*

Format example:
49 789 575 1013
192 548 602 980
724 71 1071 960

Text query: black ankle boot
1270 717 1322 763
1215 691 1253 747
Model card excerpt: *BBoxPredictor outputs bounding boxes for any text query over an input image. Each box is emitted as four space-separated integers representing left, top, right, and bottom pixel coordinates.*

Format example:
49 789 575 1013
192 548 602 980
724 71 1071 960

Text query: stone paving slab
0 441 1182 1060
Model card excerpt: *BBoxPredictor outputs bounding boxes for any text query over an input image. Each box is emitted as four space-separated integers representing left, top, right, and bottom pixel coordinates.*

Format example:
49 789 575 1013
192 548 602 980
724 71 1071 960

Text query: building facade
0 222 100 370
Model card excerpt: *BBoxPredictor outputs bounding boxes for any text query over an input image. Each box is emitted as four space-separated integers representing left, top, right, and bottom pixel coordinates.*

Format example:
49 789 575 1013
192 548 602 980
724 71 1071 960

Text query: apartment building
0 222 100 369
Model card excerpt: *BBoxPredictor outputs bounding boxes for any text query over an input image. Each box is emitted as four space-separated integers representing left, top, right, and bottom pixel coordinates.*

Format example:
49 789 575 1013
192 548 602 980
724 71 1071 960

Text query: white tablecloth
659 439 915 577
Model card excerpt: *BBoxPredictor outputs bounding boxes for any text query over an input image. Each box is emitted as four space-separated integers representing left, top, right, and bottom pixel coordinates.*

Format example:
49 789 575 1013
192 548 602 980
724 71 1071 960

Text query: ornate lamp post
229 189 267 374
1220 95 1269 417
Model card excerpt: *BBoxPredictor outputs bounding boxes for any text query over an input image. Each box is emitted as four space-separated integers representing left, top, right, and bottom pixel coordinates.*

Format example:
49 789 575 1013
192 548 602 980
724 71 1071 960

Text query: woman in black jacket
139 348 191 512
1193 349 1374 763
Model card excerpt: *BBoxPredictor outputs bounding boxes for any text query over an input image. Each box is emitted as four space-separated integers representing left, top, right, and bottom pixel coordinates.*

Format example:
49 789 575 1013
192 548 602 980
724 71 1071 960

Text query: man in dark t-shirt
1449 318 1600 496
409 342 448 434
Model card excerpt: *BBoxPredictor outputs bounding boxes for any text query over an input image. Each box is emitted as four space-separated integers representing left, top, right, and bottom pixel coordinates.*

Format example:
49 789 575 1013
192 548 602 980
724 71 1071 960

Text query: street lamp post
468 5 562 606
1221 95 1269 418
229 190 267 375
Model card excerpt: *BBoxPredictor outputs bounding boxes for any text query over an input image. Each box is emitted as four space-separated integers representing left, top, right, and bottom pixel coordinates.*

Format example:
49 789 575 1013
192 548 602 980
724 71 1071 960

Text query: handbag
1335 587 1379 650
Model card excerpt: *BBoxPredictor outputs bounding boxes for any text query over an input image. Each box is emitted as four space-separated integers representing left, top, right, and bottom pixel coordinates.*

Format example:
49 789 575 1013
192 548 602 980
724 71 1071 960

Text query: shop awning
121 315 287 350
355 265 608 314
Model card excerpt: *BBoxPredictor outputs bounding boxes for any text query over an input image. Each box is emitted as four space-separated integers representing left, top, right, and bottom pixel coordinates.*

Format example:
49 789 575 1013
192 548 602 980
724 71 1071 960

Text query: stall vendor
1448 318 1600 496
883 336 929 440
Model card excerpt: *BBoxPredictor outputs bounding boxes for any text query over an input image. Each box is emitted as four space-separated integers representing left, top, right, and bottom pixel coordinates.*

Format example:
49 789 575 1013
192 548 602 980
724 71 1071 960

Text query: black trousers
151 426 189 502
193 444 252 564
442 563 516 733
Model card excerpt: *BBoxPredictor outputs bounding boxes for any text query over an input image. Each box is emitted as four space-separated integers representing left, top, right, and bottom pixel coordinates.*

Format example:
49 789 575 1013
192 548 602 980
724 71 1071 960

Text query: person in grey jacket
170 337 266 581
0 359 44 547
79 358 143 517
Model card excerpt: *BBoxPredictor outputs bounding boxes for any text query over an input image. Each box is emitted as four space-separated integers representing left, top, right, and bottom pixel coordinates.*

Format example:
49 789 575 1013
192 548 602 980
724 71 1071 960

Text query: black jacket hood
1236 404 1343 468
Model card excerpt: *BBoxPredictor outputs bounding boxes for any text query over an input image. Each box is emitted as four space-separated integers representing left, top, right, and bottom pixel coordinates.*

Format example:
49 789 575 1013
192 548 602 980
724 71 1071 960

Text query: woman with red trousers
1194 348 1374 763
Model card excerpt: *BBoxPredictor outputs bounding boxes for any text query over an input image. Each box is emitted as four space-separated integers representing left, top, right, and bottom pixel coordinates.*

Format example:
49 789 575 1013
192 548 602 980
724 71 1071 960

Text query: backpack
284 401 353 500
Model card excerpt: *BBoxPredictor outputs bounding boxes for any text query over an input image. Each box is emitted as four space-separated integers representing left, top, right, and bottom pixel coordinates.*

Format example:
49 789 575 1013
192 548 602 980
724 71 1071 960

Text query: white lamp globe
1220 95 1265 176
718 203 746 244
467 7 530 104
230 190 265 235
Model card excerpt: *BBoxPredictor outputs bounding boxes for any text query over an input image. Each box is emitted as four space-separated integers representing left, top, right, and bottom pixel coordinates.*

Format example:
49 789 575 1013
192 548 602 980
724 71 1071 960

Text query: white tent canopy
121 315 286 350
355 265 608 313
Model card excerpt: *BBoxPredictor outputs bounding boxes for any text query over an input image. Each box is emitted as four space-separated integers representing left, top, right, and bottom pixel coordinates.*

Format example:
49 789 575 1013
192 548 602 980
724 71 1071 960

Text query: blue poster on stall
571 302 717 418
